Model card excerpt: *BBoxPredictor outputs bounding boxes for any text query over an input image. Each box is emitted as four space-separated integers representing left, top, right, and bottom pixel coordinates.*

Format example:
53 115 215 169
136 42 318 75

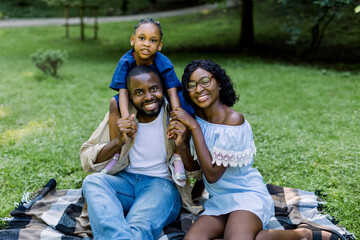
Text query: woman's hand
167 119 188 147
168 111 200 172
170 108 199 131
170 110 227 183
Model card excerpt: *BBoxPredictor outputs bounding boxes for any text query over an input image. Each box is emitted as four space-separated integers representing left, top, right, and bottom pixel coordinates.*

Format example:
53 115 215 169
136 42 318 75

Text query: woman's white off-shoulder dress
190 116 274 227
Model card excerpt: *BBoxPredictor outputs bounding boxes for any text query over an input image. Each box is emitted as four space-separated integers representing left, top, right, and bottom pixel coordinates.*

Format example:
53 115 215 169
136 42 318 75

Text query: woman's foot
296 220 346 240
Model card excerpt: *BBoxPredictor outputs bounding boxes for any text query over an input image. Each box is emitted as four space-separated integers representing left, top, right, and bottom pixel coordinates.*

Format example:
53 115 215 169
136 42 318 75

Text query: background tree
239 0 255 48
203 0 255 49
277 0 359 55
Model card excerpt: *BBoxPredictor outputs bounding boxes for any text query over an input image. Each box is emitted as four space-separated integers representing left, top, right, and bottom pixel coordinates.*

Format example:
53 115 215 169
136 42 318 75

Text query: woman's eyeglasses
186 76 212 92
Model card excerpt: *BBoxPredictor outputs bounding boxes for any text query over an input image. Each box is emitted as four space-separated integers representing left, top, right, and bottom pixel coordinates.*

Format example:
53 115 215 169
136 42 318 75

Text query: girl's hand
170 108 198 131
167 119 188 147
116 114 137 143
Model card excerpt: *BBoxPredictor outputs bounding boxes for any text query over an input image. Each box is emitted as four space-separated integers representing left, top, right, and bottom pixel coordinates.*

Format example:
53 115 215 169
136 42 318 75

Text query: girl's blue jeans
82 171 181 240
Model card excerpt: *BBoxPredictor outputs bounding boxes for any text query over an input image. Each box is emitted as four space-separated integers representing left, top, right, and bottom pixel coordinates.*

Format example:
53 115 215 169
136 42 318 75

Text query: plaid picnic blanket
0 179 355 240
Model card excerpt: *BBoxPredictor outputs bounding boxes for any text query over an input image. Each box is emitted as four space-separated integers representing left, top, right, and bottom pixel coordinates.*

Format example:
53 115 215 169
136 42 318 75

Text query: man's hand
117 114 137 143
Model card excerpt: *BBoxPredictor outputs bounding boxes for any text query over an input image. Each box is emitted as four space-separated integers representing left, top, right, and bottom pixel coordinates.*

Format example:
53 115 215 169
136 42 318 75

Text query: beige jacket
79 100 203 215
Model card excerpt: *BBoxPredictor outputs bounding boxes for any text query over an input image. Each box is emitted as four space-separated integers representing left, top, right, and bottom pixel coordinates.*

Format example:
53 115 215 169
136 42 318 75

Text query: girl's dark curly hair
181 60 239 107
134 18 163 39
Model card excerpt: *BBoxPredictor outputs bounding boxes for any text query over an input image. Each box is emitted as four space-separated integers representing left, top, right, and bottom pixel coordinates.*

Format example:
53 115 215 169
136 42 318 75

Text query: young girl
108 18 192 186
168 60 345 240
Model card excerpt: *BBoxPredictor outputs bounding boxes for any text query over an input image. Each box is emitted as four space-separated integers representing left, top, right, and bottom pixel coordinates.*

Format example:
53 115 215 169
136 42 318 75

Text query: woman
167 60 345 240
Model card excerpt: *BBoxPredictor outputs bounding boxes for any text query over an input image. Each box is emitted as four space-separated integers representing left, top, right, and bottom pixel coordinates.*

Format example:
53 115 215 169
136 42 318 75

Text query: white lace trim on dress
190 140 256 167
211 141 256 167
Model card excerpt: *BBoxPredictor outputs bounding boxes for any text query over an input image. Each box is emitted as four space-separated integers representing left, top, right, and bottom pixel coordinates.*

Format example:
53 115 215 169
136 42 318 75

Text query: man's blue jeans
82 171 181 240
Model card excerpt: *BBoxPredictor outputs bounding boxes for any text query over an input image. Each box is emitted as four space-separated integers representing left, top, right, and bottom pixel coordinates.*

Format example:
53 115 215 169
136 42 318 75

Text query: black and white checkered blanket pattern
0 179 355 240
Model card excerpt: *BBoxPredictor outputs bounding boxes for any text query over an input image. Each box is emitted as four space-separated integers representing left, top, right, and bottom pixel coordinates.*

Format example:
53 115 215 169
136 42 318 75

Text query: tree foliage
1 0 199 18
277 0 359 53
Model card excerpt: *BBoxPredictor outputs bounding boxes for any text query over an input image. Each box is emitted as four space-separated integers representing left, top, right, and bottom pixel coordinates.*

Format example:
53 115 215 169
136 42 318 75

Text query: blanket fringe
327 215 340 226
344 234 356 240
0 218 10 230
317 202 326 212
315 189 327 198
13 186 44 210
314 190 356 240
14 192 32 209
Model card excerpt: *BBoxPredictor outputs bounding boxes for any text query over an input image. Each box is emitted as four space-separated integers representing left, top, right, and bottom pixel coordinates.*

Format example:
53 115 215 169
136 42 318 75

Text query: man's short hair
126 65 161 89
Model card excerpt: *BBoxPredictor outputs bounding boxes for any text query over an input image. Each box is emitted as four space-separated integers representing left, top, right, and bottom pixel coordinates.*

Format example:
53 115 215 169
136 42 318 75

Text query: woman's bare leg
223 210 263 240
184 214 228 240
185 209 342 240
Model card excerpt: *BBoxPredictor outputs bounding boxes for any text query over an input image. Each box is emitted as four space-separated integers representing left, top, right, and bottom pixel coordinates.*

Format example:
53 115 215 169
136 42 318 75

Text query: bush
30 49 68 78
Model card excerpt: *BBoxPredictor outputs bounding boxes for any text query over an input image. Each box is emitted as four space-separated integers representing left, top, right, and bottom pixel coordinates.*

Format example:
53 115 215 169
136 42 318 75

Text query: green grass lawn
0 4 359 237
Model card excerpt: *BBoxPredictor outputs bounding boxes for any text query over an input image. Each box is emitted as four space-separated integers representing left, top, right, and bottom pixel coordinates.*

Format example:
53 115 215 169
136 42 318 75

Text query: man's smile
143 101 158 111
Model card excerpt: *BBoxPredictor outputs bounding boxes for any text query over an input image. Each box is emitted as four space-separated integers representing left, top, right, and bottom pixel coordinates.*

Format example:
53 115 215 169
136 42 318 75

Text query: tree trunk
302 8 335 57
240 0 255 49
121 0 128 14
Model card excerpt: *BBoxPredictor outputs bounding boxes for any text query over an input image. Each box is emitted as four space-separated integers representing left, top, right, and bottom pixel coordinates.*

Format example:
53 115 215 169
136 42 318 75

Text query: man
80 65 188 240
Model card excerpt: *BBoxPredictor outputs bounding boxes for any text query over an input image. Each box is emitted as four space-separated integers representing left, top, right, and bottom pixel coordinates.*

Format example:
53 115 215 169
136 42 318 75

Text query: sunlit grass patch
0 106 10 118
0 119 54 144
22 71 35 78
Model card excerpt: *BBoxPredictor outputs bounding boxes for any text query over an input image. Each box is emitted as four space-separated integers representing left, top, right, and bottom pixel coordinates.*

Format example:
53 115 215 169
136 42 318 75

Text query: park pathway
0 1 236 28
